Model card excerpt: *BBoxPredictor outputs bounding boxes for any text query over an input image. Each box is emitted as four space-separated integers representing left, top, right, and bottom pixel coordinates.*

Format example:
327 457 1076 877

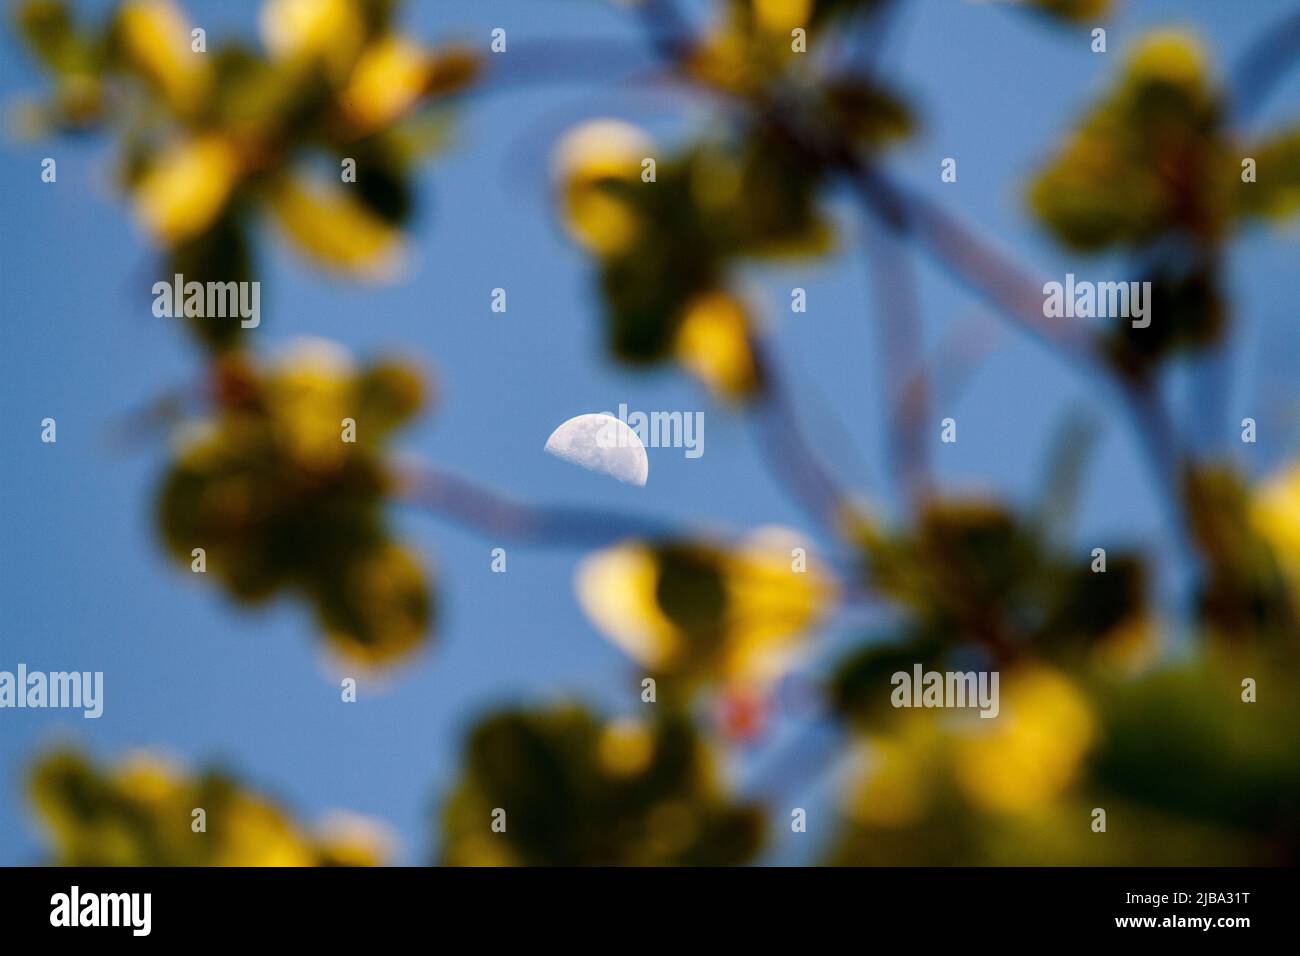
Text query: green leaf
1092 662 1300 835
16 0 82 73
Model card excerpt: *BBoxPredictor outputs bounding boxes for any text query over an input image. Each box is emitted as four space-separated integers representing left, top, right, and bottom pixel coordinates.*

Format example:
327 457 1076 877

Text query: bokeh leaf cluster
439 705 763 866
31 747 387 866
158 341 432 664
10 0 1300 868
17 0 477 351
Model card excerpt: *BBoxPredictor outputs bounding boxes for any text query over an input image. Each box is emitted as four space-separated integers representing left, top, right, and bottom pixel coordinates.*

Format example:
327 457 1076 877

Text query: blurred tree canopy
30 747 388 865
11 0 1300 866
439 706 763 866
1029 32 1300 372
157 341 431 663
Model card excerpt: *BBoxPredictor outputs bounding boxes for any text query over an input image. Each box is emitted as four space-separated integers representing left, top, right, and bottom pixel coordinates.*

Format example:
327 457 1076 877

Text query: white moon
544 413 648 487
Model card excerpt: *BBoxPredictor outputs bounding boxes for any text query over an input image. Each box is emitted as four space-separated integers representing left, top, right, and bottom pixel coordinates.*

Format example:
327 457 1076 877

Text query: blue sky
1 0 1297 865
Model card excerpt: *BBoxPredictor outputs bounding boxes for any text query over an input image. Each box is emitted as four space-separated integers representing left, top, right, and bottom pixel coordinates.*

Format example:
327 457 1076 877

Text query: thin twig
1230 4 1300 124
843 160 1204 547
848 162 1098 372
610 0 1210 556
749 335 860 535
863 213 931 510
393 462 681 547
395 458 862 589
478 38 663 94
635 0 698 62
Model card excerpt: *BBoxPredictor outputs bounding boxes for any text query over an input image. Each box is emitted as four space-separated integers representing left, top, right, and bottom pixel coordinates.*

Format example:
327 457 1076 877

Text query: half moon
544 413 648 487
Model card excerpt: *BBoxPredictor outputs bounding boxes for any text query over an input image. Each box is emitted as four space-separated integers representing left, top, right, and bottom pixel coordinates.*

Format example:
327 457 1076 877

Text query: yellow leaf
134 134 241 245
751 0 813 35
953 666 1095 815
674 291 761 401
575 528 831 685
211 796 317 867
1128 30 1209 89
553 119 654 256
1251 463 1300 602
268 174 403 277
723 526 832 681
340 35 433 135
576 542 683 670
260 0 366 82
117 0 211 114
265 338 356 468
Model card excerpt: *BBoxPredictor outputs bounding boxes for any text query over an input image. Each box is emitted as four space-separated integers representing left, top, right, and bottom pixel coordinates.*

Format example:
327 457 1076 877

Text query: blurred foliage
575 527 833 693
1030 33 1228 252
694 1 889 95
831 495 1153 728
555 119 847 399
557 1 915 398
12 0 1300 869
438 705 763 865
14 0 478 350
824 473 1300 864
703 0 1107 94
829 657 1300 865
1184 463 1300 643
157 340 433 665
1028 32 1300 375
1251 463 1300 622
1092 657 1300 849
13 0 452 657
557 0 1111 392
1234 126 1300 220
31 747 387 865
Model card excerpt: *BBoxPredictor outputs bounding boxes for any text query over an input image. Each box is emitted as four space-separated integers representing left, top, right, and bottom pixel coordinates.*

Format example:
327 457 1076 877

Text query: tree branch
393 461 682 547
1230 4 1300 124
863 213 931 510
479 38 663 94
749 335 861 535
847 161 1098 373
